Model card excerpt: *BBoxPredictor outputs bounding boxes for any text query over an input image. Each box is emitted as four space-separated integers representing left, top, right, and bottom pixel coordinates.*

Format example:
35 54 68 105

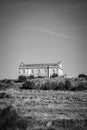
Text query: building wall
19 62 64 78
58 62 64 76
58 68 63 76
48 67 58 78
19 67 63 77
19 68 48 77
27 69 31 75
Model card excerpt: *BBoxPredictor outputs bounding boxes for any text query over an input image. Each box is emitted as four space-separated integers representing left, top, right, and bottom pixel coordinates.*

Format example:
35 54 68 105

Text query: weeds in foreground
0 105 28 130
0 105 87 130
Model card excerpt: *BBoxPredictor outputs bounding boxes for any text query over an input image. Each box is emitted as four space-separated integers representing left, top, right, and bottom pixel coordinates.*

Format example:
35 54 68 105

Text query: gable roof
19 61 61 69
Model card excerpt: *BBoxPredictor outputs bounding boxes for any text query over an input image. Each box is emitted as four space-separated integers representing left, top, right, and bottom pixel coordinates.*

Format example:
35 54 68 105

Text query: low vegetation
0 89 87 130
78 74 87 80
18 75 27 82
0 105 87 130
0 74 87 91
50 73 58 78
0 74 87 130
0 105 28 130
20 77 87 91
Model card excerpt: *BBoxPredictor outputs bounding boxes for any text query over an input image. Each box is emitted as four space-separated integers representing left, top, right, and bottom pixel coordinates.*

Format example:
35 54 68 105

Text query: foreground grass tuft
0 105 28 130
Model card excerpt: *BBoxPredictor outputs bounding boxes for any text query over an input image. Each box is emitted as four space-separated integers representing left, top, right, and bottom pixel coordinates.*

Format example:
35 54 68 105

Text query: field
0 84 87 130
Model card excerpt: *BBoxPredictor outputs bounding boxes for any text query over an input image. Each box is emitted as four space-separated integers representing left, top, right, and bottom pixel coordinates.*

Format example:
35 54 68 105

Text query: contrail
23 26 77 39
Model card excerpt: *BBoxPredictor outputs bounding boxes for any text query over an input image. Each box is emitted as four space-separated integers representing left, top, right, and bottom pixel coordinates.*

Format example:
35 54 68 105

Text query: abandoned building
19 61 64 78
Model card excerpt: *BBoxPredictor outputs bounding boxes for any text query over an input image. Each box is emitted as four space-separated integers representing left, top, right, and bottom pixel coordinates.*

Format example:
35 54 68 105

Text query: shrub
18 75 26 82
40 81 50 90
35 82 43 90
36 76 44 78
40 81 65 90
49 81 61 90
50 82 58 90
78 74 87 80
4 79 14 84
21 80 35 89
20 78 87 91
65 80 72 90
27 75 35 79
0 83 10 90
0 105 27 130
65 79 87 91
50 73 58 78
0 79 7 83
50 81 65 90
58 81 65 90
76 82 87 91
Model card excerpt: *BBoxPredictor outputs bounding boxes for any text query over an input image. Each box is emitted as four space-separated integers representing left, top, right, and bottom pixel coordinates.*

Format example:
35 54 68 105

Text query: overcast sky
0 0 87 79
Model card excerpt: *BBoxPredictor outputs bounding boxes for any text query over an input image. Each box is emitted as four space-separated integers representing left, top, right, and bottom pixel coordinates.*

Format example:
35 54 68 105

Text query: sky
0 0 87 79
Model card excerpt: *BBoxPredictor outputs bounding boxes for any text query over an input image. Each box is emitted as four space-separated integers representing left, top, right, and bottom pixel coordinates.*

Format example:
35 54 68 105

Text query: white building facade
19 61 64 78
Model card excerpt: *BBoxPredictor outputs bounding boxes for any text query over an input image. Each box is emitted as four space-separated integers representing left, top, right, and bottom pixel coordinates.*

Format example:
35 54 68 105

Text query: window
45 69 47 74
23 69 25 74
53 69 55 74
31 69 34 74
19 70 21 75
38 69 40 75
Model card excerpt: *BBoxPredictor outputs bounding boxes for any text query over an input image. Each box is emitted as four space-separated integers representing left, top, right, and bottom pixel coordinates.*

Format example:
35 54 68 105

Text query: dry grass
0 87 87 130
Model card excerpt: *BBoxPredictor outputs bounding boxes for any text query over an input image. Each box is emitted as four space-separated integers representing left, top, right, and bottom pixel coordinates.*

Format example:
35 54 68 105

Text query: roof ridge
19 61 61 68
24 63 57 65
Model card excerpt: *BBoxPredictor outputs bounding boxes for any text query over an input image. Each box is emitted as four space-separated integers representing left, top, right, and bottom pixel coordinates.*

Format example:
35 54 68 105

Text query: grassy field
0 86 87 130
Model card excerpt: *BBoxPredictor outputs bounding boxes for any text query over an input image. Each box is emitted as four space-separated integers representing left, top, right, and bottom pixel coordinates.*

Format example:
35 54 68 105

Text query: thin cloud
52 26 87 30
23 26 78 39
